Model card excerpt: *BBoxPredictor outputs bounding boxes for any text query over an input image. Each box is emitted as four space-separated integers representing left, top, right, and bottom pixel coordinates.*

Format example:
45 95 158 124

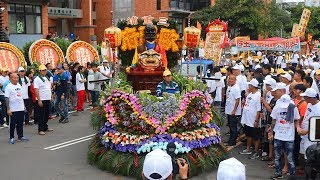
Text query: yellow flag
132 47 138 65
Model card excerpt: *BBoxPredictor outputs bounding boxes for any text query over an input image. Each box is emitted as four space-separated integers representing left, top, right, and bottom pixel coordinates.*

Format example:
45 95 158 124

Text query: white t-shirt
311 62 320 70
262 58 269 64
276 56 283 65
19 76 30 99
292 54 299 63
5 83 25 112
301 102 320 140
286 85 290 95
76 73 85 91
311 79 320 96
214 79 225 102
225 84 242 115
0 75 9 96
241 91 261 127
266 91 274 104
207 79 216 93
33 76 52 101
236 75 248 91
271 101 300 141
100 65 111 80
281 58 287 69
308 57 313 65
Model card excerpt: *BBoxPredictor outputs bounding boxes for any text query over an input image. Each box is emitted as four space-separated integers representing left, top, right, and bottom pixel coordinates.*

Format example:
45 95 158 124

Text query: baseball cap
103 60 108 63
1 67 8 72
217 158 245 180
277 94 292 108
281 73 292 81
300 88 318 98
271 82 287 92
232 65 241 70
220 68 227 74
163 70 172 77
316 69 320 75
57 65 63 69
254 59 260 63
276 68 285 75
263 77 277 89
18 67 25 72
142 149 173 180
38 64 47 71
248 78 259 88
302 55 306 58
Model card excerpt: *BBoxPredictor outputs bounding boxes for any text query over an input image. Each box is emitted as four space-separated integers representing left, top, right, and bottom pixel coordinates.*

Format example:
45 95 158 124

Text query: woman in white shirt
76 66 87 112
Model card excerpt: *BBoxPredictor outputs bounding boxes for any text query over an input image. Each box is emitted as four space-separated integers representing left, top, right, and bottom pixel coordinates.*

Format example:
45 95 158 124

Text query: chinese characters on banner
35 46 59 67
74 47 93 66
0 50 19 72
298 8 311 38
236 37 301 52
291 23 300 37
204 32 225 64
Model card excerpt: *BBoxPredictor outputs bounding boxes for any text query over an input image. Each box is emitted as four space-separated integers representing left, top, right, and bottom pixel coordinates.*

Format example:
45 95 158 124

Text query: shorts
244 124 261 140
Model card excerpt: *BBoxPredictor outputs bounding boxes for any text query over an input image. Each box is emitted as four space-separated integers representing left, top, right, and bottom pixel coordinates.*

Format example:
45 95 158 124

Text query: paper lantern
104 26 122 48
184 26 201 48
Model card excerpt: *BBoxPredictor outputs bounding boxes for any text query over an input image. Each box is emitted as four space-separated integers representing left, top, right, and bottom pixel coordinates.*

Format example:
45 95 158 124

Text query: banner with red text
236 37 301 52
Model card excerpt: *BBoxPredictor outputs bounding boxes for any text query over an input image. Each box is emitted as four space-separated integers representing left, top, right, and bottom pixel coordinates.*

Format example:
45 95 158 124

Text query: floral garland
104 90 213 134
99 121 221 154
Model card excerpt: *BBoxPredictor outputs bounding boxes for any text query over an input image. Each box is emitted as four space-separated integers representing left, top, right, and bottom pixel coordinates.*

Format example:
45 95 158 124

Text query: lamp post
0 3 9 43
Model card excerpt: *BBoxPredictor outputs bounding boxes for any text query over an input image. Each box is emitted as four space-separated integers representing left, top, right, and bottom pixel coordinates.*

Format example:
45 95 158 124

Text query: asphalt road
0 108 276 180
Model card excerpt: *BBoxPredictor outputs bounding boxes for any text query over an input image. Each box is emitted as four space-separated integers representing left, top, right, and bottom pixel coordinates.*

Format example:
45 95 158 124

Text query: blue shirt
53 72 69 95
156 80 180 97
2 79 10 92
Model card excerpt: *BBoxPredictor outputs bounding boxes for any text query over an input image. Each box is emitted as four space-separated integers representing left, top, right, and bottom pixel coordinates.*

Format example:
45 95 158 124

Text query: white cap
263 77 277 89
254 64 261 70
281 73 292 81
300 88 318 98
217 158 246 180
239 64 245 71
103 60 108 63
239 56 243 58
232 65 241 70
271 82 287 92
282 54 285 56
18 67 25 72
302 55 306 58
248 78 259 88
143 149 173 180
255 59 260 63
277 94 292 108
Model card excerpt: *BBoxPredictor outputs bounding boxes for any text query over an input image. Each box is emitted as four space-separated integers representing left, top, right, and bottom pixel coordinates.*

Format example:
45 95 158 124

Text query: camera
166 142 183 175
305 117 320 180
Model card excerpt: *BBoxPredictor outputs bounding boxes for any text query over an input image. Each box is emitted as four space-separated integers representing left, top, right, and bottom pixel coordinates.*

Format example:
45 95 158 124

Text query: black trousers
23 99 31 124
33 101 39 124
228 115 240 145
10 111 24 139
37 100 50 132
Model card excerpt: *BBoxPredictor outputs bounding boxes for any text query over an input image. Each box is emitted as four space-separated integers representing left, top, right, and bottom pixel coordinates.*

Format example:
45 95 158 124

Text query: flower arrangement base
88 135 227 179
88 90 227 179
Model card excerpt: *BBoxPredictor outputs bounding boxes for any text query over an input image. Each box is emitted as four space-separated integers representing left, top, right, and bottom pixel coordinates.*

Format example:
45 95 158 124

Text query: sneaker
38 131 46 135
1 123 9 128
17 137 29 142
239 149 252 155
59 116 65 123
62 119 69 124
249 152 260 159
225 132 230 136
262 152 268 157
270 174 284 179
9 138 15 144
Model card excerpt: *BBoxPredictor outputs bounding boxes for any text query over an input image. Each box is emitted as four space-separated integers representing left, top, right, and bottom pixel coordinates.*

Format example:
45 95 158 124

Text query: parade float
87 16 227 179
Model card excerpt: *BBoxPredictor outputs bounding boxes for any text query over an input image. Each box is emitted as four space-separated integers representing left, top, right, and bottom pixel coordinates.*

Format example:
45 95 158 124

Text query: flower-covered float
88 73 227 179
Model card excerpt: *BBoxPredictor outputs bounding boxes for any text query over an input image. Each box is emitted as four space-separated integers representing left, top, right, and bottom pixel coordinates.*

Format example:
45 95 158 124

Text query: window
7 3 42 34
157 0 161 10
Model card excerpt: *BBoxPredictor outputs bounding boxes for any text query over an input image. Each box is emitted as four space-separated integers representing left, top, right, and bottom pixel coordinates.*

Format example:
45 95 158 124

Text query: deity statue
131 24 168 71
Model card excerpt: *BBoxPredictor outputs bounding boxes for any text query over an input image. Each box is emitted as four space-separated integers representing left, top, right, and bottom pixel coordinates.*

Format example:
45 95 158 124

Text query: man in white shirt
269 83 300 178
99 60 114 90
76 66 87 112
34 65 53 135
280 73 291 95
311 69 320 96
297 88 320 159
0 68 9 127
239 79 261 159
5 73 29 144
18 67 32 125
291 51 299 68
311 58 320 71
233 65 247 100
276 53 283 69
212 69 225 113
224 74 242 147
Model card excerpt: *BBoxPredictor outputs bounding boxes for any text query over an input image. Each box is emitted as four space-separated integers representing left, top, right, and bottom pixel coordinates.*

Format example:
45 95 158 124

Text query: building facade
2 0 214 48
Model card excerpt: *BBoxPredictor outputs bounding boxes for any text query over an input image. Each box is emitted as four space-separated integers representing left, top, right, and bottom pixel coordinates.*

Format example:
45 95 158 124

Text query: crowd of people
201 51 320 179
0 60 113 144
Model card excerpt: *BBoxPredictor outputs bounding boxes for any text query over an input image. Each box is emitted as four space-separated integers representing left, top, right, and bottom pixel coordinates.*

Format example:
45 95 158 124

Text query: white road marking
49 137 93 150
44 134 95 150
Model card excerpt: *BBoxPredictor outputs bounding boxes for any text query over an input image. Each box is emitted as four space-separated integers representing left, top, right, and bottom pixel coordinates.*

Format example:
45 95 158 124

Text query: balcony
48 7 83 19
